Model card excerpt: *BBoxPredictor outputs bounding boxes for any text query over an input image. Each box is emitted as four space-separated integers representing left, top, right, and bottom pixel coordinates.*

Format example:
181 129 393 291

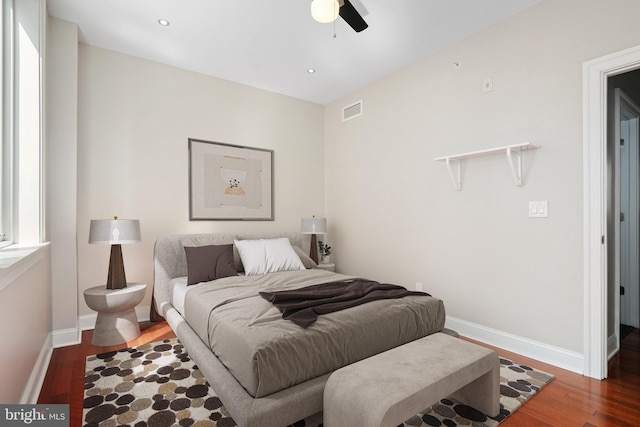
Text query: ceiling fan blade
339 0 368 32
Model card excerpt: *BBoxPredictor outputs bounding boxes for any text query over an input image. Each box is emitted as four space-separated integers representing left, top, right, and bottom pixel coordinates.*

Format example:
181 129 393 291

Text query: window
1 0 10 246
0 0 45 248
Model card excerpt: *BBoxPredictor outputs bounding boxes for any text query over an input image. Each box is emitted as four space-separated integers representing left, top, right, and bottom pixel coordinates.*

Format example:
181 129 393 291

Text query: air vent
342 100 363 121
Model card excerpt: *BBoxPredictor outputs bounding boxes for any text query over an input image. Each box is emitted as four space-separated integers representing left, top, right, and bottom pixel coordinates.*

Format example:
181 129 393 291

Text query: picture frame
188 138 274 220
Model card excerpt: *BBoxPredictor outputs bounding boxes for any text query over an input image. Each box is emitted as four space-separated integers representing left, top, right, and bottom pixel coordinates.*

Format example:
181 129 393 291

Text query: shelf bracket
434 142 539 190
445 158 462 191
506 147 523 186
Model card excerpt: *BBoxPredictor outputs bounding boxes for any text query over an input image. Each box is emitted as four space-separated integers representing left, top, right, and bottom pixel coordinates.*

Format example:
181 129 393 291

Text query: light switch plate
529 201 548 218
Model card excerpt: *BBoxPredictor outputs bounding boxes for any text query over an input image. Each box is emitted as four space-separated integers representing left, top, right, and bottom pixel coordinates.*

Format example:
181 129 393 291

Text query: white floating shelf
434 142 541 191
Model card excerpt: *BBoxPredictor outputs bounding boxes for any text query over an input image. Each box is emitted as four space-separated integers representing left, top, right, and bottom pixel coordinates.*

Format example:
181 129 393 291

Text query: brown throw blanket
259 279 430 328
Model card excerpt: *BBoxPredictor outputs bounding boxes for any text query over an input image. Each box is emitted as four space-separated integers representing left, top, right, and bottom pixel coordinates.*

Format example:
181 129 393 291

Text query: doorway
607 80 640 360
583 45 640 380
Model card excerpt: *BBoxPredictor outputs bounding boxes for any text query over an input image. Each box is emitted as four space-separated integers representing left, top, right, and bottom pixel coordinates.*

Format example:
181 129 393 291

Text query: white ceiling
47 0 540 105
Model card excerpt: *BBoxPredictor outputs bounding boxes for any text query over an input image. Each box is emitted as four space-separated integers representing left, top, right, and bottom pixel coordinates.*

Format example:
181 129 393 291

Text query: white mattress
170 277 189 316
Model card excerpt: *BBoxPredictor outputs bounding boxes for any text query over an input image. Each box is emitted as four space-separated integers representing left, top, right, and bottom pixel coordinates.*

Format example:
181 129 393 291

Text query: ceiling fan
311 0 368 32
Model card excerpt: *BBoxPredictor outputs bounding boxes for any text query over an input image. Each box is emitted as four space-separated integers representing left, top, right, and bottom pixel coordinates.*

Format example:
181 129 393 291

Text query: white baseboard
20 333 53 404
52 327 82 348
79 304 151 331
446 316 584 375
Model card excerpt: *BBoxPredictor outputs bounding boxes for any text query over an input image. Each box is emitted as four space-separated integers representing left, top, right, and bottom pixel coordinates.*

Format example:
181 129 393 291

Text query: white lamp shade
89 219 141 244
301 217 327 234
311 0 340 23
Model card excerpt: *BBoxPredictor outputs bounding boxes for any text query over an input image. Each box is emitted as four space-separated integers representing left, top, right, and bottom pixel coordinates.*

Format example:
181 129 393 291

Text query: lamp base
309 234 319 264
106 244 128 289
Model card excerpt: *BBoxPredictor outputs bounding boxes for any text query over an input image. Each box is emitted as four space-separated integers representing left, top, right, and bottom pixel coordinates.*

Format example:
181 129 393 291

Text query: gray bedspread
184 269 446 398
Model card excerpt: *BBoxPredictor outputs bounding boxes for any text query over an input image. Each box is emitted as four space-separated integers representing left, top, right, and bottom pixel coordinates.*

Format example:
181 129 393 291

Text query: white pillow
234 238 306 276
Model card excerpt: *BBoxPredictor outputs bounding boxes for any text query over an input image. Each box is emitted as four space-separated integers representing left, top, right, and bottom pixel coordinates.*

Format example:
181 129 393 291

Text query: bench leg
450 363 500 417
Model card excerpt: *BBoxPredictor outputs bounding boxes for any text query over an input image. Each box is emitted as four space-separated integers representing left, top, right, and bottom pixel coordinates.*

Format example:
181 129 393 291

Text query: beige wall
0 246 51 403
76 45 325 316
325 0 640 357
46 16 79 343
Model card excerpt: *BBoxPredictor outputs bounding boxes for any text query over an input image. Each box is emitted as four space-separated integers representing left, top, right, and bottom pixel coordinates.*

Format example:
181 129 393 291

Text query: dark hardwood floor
38 323 640 427
38 322 175 427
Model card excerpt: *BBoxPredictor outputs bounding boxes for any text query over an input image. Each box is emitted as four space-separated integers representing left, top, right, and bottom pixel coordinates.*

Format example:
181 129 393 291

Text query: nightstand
316 263 335 272
84 283 146 346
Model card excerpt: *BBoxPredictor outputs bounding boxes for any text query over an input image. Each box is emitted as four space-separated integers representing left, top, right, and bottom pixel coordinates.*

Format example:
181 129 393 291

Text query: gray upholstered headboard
152 232 303 317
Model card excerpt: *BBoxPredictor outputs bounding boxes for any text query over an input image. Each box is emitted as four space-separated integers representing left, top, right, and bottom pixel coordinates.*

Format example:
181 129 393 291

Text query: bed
152 232 446 427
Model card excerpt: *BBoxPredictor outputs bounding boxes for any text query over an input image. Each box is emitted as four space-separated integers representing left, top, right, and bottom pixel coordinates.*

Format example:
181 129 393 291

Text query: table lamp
301 216 327 264
89 217 141 289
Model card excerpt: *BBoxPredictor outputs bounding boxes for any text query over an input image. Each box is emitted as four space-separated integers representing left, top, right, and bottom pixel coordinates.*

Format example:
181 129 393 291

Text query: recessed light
158 19 170 26
307 68 316 73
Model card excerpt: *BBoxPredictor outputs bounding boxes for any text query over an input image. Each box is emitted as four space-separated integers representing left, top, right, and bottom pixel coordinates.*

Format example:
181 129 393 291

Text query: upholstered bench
323 332 500 427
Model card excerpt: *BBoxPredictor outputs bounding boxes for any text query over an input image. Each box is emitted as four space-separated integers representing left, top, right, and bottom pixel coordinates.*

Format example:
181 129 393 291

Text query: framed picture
188 138 274 220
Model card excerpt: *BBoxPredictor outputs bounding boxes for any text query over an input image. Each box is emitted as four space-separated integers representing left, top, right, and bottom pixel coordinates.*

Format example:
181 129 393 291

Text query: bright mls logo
1 405 69 426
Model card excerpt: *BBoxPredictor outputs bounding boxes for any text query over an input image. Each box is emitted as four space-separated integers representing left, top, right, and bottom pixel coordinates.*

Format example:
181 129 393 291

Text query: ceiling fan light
311 0 340 24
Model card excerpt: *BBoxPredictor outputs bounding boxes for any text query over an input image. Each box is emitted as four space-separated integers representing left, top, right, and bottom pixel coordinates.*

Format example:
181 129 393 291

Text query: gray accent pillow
293 245 317 269
184 244 238 285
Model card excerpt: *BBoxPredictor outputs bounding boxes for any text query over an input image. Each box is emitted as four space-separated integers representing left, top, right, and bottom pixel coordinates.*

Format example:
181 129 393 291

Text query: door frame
583 45 640 379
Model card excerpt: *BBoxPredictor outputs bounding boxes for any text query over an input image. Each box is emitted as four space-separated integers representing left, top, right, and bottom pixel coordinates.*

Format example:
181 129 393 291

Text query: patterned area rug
83 338 554 427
